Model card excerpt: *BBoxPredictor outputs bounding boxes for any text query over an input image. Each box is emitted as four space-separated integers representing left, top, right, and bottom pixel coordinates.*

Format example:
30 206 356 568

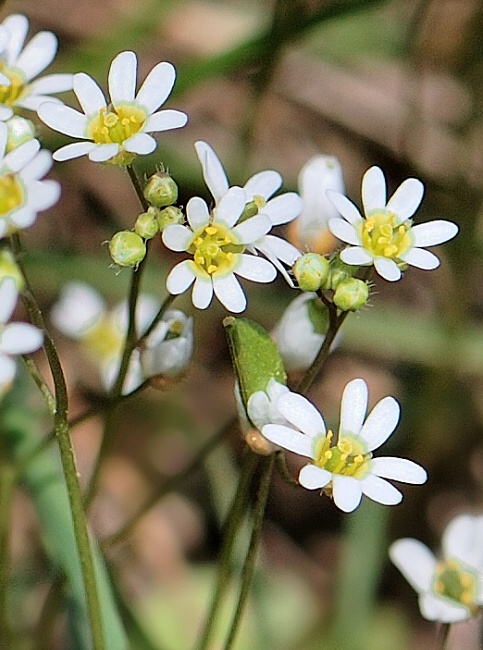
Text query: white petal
374 257 401 281
411 220 459 247
401 247 440 270
328 218 360 245
298 464 332 489
0 322 43 354
124 132 156 155
358 396 400 451
28 73 73 96
166 260 196 295
386 178 424 222
37 103 88 138
359 474 402 505
15 31 57 81
194 140 229 203
27 179 60 212
186 196 209 231
162 224 192 251
17 95 64 111
51 282 105 338
340 246 373 266
339 378 368 436
135 61 176 114
0 354 16 387
19 149 52 182
247 391 270 429
244 170 281 201
232 214 271 243
144 109 187 132
192 276 213 309
235 255 276 283
362 166 386 214
389 539 435 593
371 457 427 484
109 51 137 105
214 186 246 228
53 142 97 162
88 144 119 162
326 191 362 225
0 123 8 159
213 273 246 313
261 193 303 226
442 514 483 568
262 424 314 457
332 475 362 512
419 594 469 623
0 106 13 120
276 392 326 439
73 73 106 115
0 278 18 323
255 235 301 266
3 15 29 64
3 138 39 172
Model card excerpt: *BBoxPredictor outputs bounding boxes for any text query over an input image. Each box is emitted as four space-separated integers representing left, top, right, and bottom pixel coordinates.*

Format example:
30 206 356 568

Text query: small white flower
140 309 193 378
272 293 329 372
5 115 35 151
51 282 158 393
37 50 187 165
0 14 73 120
262 378 427 512
390 514 483 622
0 276 43 394
0 122 60 239
162 186 276 313
289 154 344 253
194 141 303 283
327 166 458 281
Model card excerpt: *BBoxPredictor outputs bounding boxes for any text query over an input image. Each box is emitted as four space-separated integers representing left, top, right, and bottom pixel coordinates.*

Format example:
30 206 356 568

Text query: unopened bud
333 278 369 311
134 208 159 239
293 253 330 291
0 250 24 290
109 231 146 267
143 172 178 207
329 257 356 290
156 206 184 232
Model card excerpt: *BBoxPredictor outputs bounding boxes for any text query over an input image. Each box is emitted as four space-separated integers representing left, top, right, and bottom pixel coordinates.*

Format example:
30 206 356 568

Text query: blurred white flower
390 514 483 622
0 276 43 394
288 155 344 253
327 166 458 281
0 122 60 239
262 378 427 512
140 309 193 379
38 51 187 165
243 378 291 455
5 115 35 151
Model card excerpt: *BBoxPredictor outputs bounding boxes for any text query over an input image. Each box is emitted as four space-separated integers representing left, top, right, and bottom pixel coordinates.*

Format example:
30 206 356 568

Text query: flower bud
0 250 24 290
293 253 330 291
156 206 184 232
109 231 146 267
6 116 36 152
333 278 369 311
134 208 159 239
329 256 356 290
143 172 178 208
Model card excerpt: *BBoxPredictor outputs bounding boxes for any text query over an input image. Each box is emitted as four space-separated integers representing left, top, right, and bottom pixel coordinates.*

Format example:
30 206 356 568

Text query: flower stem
0 445 15 649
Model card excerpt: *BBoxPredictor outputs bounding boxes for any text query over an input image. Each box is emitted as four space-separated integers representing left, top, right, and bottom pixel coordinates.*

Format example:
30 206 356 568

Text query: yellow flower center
239 194 266 222
83 316 123 360
0 64 26 106
312 430 372 479
358 210 412 259
87 104 147 145
0 174 24 215
433 558 478 614
188 223 244 277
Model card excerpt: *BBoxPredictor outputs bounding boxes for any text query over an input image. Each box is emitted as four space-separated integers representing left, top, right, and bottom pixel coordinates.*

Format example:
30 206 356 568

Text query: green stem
223 454 275 650
10 234 105 650
22 354 56 415
0 449 15 648
196 452 260 650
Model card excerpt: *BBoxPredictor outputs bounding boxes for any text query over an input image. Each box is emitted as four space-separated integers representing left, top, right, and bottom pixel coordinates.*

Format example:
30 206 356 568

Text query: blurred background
4 0 483 647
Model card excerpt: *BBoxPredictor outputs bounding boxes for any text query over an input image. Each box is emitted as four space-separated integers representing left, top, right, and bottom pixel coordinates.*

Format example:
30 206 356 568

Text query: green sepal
224 317 287 408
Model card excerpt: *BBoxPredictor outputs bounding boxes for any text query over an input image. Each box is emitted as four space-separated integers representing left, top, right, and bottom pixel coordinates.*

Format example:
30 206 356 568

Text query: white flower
51 282 158 393
390 514 483 622
140 309 193 378
0 14 73 120
162 186 277 313
37 50 187 165
0 276 43 394
262 378 427 512
327 166 458 282
288 154 344 253
194 141 303 283
272 293 329 372
0 122 60 239
5 115 35 151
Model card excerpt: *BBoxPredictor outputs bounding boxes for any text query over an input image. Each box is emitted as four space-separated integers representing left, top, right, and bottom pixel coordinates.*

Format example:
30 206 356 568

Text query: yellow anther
226 252 234 261
354 455 364 464
122 118 130 126
195 237 203 246
461 575 473 588
101 127 109 135
434 580 444 593
324 450 332 459
207 264 217 274
205 226 217 235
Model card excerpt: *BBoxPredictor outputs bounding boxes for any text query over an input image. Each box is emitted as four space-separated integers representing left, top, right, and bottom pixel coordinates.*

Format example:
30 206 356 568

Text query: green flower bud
134 208 159 239
333 278 369 311
143 172 178 207
293 253 330 292
109 231 146 267
329 256 356 290
156 206 184 232
0 250 24 290
6 116 35 152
